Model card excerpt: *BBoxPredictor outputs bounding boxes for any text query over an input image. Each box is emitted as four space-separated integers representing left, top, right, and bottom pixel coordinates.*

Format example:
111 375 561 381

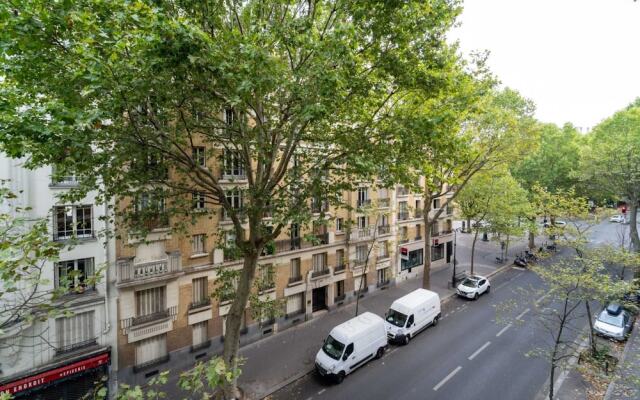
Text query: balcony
132 213 170 232
311 201 330 214
378 225 391 235
117 252 182 286
398 237 409 244
357 199 371 208
378 198 390 208
272 233 329 255
415 236 423 241
397 211 409 221
350 226 374 241
220 171 247 181
352 259 367 269
55 338 98 356
258 281 276 293
334 264 346 274
288 275 303 285
311 268 330 279
189 298 211 310
397 187 410 196
414 210 424 219
438 230 453 236
131 309 172 327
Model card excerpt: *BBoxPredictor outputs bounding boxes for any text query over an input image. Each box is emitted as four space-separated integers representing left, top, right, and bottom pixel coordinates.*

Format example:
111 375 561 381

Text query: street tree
0 1 463 397
581 103 640 254
456 168 528 274
388 86 539 288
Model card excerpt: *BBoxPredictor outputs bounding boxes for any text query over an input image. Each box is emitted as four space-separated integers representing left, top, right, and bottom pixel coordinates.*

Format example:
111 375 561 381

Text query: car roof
468 275 486 280
605 303 622 316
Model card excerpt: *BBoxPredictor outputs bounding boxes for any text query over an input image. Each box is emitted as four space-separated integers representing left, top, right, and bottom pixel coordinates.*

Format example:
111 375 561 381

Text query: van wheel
486 286 491 294
375 347 385 359
335 371 345 384
432 316 439 326
403 334 410 345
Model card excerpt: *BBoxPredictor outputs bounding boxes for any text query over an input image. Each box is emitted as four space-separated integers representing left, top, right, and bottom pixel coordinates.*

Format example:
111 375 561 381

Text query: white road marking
496 323 512 337
535 294 549 305
433 366 462 391
512 266 526 271
496 282 509 290
516 308 530 320
305 397 313 400
468 341 491 360
318 389 326 395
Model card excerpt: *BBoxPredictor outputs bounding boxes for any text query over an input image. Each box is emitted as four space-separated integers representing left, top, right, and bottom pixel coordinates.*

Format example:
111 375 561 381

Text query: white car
610 215 625 223
456 275 490 300
543 220 566 228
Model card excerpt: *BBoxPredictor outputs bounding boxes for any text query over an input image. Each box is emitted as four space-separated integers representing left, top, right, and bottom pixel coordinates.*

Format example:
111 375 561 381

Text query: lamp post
451 227 461 287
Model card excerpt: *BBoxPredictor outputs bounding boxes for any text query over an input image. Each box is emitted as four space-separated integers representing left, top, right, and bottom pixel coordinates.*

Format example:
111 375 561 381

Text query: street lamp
451 227 462 287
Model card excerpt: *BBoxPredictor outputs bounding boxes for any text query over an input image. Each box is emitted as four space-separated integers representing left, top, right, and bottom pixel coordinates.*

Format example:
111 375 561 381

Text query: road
269 219 625 400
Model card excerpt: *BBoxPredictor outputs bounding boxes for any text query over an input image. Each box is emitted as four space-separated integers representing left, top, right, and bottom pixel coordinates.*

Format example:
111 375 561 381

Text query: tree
581 104 640 254
387 86 539 288
0 1 462 396
456 168 528 274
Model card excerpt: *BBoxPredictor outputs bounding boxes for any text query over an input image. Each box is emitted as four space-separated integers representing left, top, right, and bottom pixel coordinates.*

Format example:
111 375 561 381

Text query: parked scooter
514 254 528 268
524 249 538 262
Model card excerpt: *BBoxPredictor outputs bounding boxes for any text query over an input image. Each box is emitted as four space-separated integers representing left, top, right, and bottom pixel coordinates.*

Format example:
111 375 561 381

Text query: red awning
0 352 109 396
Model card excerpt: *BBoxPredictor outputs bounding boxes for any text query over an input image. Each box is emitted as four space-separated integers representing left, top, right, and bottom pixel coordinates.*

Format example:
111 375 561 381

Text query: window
432 243 445 261
259 264 275 291
356 244 368 262
135 334 167 367
377 268 388 285
135 286 166 317
290 223 300 238
400 226 408 242
381 214 389 227
225 231 236 247
192 234 206 255
431 222 439 236
344 343 354 358
224 189 244 219
136 192 165 213
192 277 208 305
336 218 344 232
224 107 236 125
378 241 389 258
357 188 369 207
398 201 408 220
433 198 441 209
56 311 95 352
415 224 422 240
415 200 422 217
192 192 206 209
53 205 93 240
290 258 301 279
312 253 327 272
192 146 206 167
51 165 78 186
286 293 304 316
223 150 245 178
407 314 414 326
401 249 424 271
336 249 345 267
357 216 367 230
192 321 208 347
336 280 345 298
55 258 95 290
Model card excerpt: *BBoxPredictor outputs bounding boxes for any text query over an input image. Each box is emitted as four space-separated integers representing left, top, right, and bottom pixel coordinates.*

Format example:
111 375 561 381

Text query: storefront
0 351 110 400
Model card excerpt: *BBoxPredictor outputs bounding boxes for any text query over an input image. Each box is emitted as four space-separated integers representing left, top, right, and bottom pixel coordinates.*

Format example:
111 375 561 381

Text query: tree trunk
470 228 479 275
422 193 434 289
529 231 535 250
222 250 260 399
466 217 471 233
505 234 511 259
584 301 598 355
629 201 640 253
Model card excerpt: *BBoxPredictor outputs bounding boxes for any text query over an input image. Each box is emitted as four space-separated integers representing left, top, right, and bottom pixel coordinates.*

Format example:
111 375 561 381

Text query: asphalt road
270 219 624 400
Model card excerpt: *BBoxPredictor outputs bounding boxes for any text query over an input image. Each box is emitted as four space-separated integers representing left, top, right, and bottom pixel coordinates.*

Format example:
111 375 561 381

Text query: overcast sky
450 0 640 131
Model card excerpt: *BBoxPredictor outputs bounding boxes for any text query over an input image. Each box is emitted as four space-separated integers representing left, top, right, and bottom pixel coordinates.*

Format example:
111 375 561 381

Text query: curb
257 262 516 399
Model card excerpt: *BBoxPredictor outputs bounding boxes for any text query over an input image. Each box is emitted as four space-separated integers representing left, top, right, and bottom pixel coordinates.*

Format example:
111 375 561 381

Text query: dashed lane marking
318 389 326 395
468 341 491 361
433 366 462 391
535 294 549 305
516 308 530 320
496 323 512 337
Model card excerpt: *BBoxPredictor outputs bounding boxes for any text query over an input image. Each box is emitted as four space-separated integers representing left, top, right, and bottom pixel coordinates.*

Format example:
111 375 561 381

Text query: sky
450 0 640 131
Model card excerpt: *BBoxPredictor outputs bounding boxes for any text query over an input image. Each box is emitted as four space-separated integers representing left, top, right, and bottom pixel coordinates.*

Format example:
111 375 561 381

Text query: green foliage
178 358 242 400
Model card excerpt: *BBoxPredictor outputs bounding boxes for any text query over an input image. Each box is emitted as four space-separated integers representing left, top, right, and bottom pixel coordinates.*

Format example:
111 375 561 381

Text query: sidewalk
603 320 640 400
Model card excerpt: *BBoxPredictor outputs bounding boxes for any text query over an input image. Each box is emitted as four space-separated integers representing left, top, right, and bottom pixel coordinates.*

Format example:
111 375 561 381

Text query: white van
315 312 387 383
385 289 441 345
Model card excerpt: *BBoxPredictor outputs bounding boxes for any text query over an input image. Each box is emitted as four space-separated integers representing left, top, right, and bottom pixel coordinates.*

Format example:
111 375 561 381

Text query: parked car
594 303 635 341
456 275 490 300
315 312 387 383
610 215 625 223
385 289 441 345
543 220 566 228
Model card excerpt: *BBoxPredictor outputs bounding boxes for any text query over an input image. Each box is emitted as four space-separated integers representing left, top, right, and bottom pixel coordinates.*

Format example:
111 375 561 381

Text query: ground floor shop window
431 243 445 261
286 293 304 316
401 249 423 271
377 268 389 286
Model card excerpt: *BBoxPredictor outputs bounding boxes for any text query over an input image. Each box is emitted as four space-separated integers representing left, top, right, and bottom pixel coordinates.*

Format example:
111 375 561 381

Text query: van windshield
322 335 345 360
386 309 408 328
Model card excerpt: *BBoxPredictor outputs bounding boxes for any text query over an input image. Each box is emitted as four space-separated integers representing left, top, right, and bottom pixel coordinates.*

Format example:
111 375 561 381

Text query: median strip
496 323 512 337
468 341 491 360
433 366 462 391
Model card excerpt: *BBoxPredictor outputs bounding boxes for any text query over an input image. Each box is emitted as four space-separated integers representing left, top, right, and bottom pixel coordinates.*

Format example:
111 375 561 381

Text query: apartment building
113 153 455 386
0 156 116 399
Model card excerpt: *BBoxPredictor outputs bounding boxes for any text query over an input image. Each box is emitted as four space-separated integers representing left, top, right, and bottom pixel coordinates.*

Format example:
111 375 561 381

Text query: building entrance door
446 241 453 263
312 286 327 312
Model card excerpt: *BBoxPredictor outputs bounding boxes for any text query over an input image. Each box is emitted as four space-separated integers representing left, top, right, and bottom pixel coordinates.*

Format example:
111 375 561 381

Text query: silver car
594 304 634 341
